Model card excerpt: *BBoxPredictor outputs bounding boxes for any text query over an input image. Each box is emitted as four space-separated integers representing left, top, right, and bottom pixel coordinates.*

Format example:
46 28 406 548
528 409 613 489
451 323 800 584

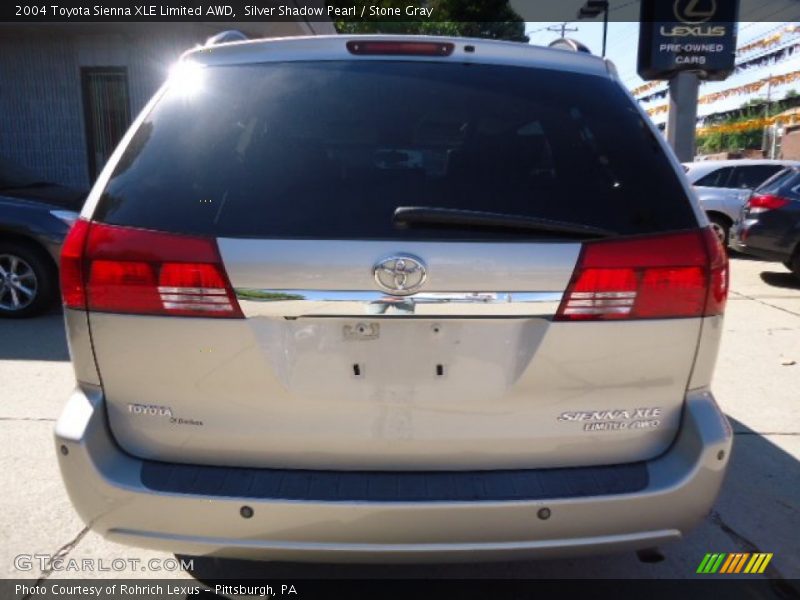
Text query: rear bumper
729 221 793 262
55 386 731 563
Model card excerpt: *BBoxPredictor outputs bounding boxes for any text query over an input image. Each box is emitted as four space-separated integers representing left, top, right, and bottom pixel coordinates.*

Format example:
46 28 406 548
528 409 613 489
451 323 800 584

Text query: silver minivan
56 35 731 562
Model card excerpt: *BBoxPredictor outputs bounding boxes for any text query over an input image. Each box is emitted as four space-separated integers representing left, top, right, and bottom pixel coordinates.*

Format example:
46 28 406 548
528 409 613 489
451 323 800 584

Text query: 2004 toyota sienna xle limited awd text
55 35 731 563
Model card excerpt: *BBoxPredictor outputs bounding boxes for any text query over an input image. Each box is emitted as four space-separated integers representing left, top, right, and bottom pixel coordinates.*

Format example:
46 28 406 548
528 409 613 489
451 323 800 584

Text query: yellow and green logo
697 552 773 574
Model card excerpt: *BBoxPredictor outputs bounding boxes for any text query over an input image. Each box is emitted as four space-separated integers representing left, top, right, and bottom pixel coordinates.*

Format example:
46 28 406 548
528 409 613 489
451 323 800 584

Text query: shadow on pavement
0 311 68 361
181 551 646 581
179 418 799 586
760 271 800 290
728 252 772 262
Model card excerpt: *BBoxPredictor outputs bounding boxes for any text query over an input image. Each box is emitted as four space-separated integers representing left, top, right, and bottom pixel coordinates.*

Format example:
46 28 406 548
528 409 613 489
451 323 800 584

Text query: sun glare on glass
167 61 205 96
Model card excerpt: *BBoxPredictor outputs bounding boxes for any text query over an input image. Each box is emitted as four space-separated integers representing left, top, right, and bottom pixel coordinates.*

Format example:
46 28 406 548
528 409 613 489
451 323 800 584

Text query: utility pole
762 75 773 158
547 22 578 38
577 1 610 57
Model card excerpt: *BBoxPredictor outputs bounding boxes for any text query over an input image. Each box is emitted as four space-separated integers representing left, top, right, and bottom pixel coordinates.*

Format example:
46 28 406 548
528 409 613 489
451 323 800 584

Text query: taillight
60 219 91 308
746 194 790 214
555 228 728 321
346 40 454 56
702 227 729 317
60 220 243 318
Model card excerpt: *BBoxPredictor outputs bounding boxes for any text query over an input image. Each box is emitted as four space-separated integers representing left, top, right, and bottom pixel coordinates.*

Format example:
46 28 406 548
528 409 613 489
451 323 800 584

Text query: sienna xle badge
55 35 731 563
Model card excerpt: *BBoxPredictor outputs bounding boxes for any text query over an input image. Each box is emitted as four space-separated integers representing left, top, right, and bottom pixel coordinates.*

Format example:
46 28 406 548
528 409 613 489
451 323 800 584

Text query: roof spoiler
205 30 248 46
548 38 592 54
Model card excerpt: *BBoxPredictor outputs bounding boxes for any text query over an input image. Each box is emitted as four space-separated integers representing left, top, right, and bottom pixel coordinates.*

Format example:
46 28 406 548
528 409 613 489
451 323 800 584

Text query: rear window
93 61 696 240
755 167 800 195
694 167 733 188
730 165 784 189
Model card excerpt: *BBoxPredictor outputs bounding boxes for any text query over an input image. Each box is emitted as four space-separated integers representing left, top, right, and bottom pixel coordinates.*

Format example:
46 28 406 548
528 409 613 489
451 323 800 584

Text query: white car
684 159 800 244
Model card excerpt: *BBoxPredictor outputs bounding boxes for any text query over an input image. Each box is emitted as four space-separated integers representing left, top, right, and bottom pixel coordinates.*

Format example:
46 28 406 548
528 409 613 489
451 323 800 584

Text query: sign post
638 0 739 161
667 72 700 161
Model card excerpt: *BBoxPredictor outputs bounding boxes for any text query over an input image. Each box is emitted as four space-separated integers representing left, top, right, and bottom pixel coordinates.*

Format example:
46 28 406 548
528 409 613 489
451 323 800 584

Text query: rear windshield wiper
393 206 617 238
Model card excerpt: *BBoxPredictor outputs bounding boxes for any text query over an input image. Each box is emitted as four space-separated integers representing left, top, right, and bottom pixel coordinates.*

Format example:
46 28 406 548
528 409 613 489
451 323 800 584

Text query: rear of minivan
55 36 732 562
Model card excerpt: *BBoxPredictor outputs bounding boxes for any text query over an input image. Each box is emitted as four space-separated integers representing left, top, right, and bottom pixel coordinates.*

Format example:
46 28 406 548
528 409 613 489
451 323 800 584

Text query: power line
603 22 640 55
737 22 787 46
608 0 639 13
546 22 579 38
525 24 554 37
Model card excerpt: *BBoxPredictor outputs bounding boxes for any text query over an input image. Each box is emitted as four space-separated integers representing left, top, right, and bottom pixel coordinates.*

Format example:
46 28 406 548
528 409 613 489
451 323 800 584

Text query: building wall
0 27 216 189
781 126 800 160
0 21 336 190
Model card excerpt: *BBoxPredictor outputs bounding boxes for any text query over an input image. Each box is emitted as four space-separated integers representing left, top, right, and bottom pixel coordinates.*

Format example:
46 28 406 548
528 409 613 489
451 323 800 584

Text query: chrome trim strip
162 302 233 311
159 294 231 304
234 290 563 318
570 291 636 299
157 287 227 295
566 299 634 307
562 306 631 315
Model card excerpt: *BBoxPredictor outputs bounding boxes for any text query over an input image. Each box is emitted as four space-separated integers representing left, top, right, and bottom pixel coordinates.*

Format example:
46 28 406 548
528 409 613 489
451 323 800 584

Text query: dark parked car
683 159 799 245
0 158 86 317
730 166 800 280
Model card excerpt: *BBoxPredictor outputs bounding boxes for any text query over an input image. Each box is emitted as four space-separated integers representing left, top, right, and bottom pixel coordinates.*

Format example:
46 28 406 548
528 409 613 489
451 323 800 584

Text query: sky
525 21 800 125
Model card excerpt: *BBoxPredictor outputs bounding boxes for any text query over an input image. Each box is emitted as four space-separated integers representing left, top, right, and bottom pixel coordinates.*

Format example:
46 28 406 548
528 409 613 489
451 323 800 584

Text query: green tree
333 0 529 43
695 90 800 155
697 113 764 155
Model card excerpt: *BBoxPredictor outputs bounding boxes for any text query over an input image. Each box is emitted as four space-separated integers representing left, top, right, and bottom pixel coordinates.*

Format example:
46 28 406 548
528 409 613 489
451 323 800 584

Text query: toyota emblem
373 255 428 295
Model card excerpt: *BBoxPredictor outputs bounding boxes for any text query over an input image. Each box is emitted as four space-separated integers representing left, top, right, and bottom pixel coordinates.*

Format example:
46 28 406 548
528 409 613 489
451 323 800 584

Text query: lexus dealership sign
638 0 740 81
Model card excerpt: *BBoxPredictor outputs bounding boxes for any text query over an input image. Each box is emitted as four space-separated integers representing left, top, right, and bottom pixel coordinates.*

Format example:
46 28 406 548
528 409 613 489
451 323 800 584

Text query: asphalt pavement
0 255 798 583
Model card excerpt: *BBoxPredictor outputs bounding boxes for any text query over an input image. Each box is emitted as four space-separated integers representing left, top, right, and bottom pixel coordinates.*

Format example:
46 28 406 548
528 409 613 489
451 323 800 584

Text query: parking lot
1 255 798 583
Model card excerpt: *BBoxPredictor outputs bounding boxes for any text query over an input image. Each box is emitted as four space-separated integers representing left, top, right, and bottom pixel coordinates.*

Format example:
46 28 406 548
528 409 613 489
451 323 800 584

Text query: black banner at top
1 0 796 23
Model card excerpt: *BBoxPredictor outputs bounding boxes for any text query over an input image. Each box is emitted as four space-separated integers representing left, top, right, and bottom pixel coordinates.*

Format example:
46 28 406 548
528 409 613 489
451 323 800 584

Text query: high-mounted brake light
746 194 790 214
346 40 454 56
555 228 728 321
60 220 243 318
